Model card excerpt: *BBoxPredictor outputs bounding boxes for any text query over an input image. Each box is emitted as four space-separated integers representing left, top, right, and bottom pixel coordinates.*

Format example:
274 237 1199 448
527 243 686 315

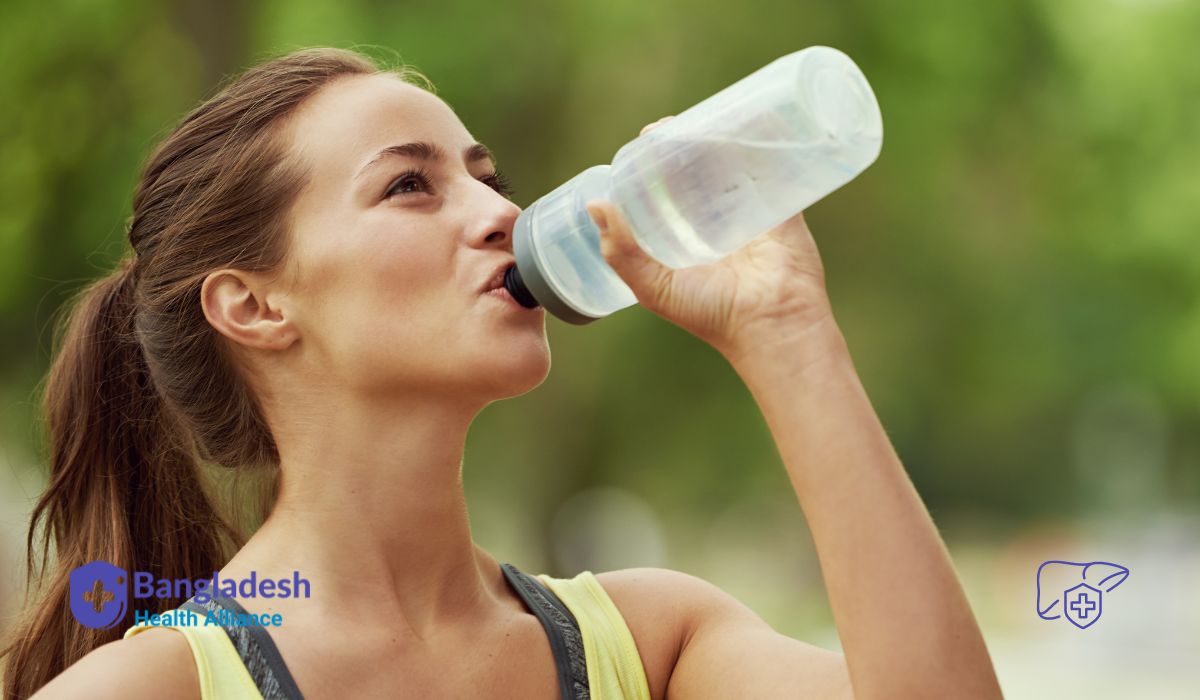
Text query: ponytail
1 47 430 698
1 257 239 698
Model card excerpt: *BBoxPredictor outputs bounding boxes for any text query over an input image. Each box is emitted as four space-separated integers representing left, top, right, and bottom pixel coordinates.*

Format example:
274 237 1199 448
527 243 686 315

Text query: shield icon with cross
69 561 128 629
1063 582 1102 630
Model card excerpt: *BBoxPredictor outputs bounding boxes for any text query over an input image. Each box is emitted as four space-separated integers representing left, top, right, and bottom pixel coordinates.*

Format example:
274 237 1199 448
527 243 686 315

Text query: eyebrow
355 141 495 180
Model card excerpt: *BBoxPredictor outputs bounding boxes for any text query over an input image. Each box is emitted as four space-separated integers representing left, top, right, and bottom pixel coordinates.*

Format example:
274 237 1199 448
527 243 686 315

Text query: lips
479 261 515 294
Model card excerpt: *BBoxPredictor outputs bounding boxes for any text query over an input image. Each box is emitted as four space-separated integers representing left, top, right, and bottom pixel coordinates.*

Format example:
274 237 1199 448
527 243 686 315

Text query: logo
1036 560 1129 630
67 560 310 629
69 561 129 630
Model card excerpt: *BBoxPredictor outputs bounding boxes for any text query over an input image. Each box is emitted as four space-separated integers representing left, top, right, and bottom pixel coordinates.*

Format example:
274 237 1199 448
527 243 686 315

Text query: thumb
586 200 674 311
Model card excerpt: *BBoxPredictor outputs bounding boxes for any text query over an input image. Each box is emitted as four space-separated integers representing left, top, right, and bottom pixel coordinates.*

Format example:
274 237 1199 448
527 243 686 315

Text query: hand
586 116 838 362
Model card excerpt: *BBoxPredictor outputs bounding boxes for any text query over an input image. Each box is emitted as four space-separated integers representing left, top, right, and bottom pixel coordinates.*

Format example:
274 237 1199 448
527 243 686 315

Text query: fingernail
592 207 608 233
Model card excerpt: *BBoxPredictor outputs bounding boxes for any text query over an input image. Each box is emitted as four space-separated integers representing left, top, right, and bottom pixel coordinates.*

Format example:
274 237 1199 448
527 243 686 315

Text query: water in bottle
504 45 883 325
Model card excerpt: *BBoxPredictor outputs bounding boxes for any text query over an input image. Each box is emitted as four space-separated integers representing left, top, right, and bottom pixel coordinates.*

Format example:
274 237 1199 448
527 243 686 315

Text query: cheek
360 236 460 331
315 291 465 390
318 220 451 320
290 206 481 380
315 239 469 380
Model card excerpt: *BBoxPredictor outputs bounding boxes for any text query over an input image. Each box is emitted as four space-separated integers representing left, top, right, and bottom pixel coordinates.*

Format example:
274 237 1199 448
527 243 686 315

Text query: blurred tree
1 0 1197 571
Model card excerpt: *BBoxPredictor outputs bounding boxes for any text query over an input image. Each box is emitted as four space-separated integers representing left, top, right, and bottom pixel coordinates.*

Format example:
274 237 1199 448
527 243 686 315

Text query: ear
201 268 298 351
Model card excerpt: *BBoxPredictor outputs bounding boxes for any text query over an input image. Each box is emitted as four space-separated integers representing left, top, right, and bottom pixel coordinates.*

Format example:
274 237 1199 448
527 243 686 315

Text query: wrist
721 313 854 388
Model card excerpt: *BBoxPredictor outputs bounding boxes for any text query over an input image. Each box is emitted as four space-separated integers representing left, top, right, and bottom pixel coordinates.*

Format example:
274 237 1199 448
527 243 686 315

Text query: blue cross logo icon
1068 591 1097 619
69 561 129 629
1036 560 1128 630
1062 582 1103 629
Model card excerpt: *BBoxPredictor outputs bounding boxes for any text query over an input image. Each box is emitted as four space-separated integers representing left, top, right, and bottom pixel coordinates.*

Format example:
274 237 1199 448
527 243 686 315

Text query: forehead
287 73 471 176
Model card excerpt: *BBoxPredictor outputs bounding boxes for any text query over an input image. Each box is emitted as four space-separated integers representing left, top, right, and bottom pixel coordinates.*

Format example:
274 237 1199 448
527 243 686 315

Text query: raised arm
585 131 1001 698
720 316 1001 698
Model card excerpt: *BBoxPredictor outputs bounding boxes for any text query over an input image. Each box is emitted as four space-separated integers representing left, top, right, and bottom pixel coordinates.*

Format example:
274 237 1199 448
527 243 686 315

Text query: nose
473 191 521 249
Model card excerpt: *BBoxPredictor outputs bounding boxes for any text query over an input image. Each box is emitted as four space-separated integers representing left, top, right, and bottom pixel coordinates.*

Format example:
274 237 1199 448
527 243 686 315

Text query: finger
639 115 675 136
585 200 673 310
766 210 815 246
639 115 673 135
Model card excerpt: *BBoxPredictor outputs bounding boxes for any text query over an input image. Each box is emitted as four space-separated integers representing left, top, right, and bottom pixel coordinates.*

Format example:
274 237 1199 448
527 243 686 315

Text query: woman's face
276 73 549 401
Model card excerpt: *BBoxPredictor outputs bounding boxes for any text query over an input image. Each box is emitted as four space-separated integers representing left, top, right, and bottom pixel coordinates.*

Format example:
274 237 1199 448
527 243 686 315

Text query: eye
482 170 516 199
384 168 434 198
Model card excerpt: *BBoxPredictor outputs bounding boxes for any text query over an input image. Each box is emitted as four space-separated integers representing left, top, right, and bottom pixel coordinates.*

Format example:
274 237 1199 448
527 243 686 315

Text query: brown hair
1 47 433 698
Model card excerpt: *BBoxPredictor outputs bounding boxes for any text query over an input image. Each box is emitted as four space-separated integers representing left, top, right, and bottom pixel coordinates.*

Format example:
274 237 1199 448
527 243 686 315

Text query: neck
226 392 514 639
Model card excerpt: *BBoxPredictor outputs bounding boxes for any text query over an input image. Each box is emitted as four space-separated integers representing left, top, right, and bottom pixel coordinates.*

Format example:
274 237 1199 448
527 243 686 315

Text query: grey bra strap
179 596 304 700
501 562 590 700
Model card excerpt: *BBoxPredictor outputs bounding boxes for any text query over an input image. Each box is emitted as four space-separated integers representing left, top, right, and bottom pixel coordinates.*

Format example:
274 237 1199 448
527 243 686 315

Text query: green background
2 1 1197 696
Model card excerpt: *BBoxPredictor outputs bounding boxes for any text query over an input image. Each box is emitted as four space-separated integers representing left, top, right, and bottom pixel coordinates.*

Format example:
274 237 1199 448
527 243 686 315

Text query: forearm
725 320 1002 699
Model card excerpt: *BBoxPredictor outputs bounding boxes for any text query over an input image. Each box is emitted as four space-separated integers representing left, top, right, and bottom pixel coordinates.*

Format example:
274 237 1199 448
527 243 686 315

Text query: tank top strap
536 570 652 700
501 562 591 700
179 596 304 700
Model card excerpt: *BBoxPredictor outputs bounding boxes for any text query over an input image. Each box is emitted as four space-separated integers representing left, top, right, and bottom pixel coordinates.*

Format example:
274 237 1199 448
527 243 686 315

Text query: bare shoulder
595 566 751 621
594 567 851 700
592 567 744 699
590 568 686 699
32 628 199 700
594 566 772 636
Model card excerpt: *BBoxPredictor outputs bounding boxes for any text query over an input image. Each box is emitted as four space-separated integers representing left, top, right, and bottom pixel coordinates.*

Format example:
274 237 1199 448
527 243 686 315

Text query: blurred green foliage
1 0 1197 564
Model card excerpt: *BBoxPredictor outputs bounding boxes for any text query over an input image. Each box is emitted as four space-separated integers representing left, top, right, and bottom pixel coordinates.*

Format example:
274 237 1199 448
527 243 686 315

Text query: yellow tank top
123 569 651 700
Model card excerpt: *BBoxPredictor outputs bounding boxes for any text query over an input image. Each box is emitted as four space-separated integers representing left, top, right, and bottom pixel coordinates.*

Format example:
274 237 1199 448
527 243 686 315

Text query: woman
3 48 1002 699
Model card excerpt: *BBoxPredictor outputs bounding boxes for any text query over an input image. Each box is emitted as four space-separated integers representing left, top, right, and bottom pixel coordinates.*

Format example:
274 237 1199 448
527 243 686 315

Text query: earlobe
201 269 297 351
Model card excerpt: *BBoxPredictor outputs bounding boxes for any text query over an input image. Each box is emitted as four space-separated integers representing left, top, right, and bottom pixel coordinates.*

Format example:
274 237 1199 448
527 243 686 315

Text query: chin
480 337 552 400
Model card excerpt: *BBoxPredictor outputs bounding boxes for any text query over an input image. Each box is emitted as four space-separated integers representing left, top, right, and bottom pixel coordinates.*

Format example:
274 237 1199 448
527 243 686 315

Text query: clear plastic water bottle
503 45 883 325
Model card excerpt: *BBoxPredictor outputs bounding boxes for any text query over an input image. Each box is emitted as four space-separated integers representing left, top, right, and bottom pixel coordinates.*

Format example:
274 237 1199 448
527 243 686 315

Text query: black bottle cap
503 265 540 309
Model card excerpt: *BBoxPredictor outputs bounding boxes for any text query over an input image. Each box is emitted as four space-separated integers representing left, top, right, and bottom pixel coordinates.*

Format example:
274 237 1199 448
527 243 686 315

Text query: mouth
479 263 514 295
479 261 537 312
